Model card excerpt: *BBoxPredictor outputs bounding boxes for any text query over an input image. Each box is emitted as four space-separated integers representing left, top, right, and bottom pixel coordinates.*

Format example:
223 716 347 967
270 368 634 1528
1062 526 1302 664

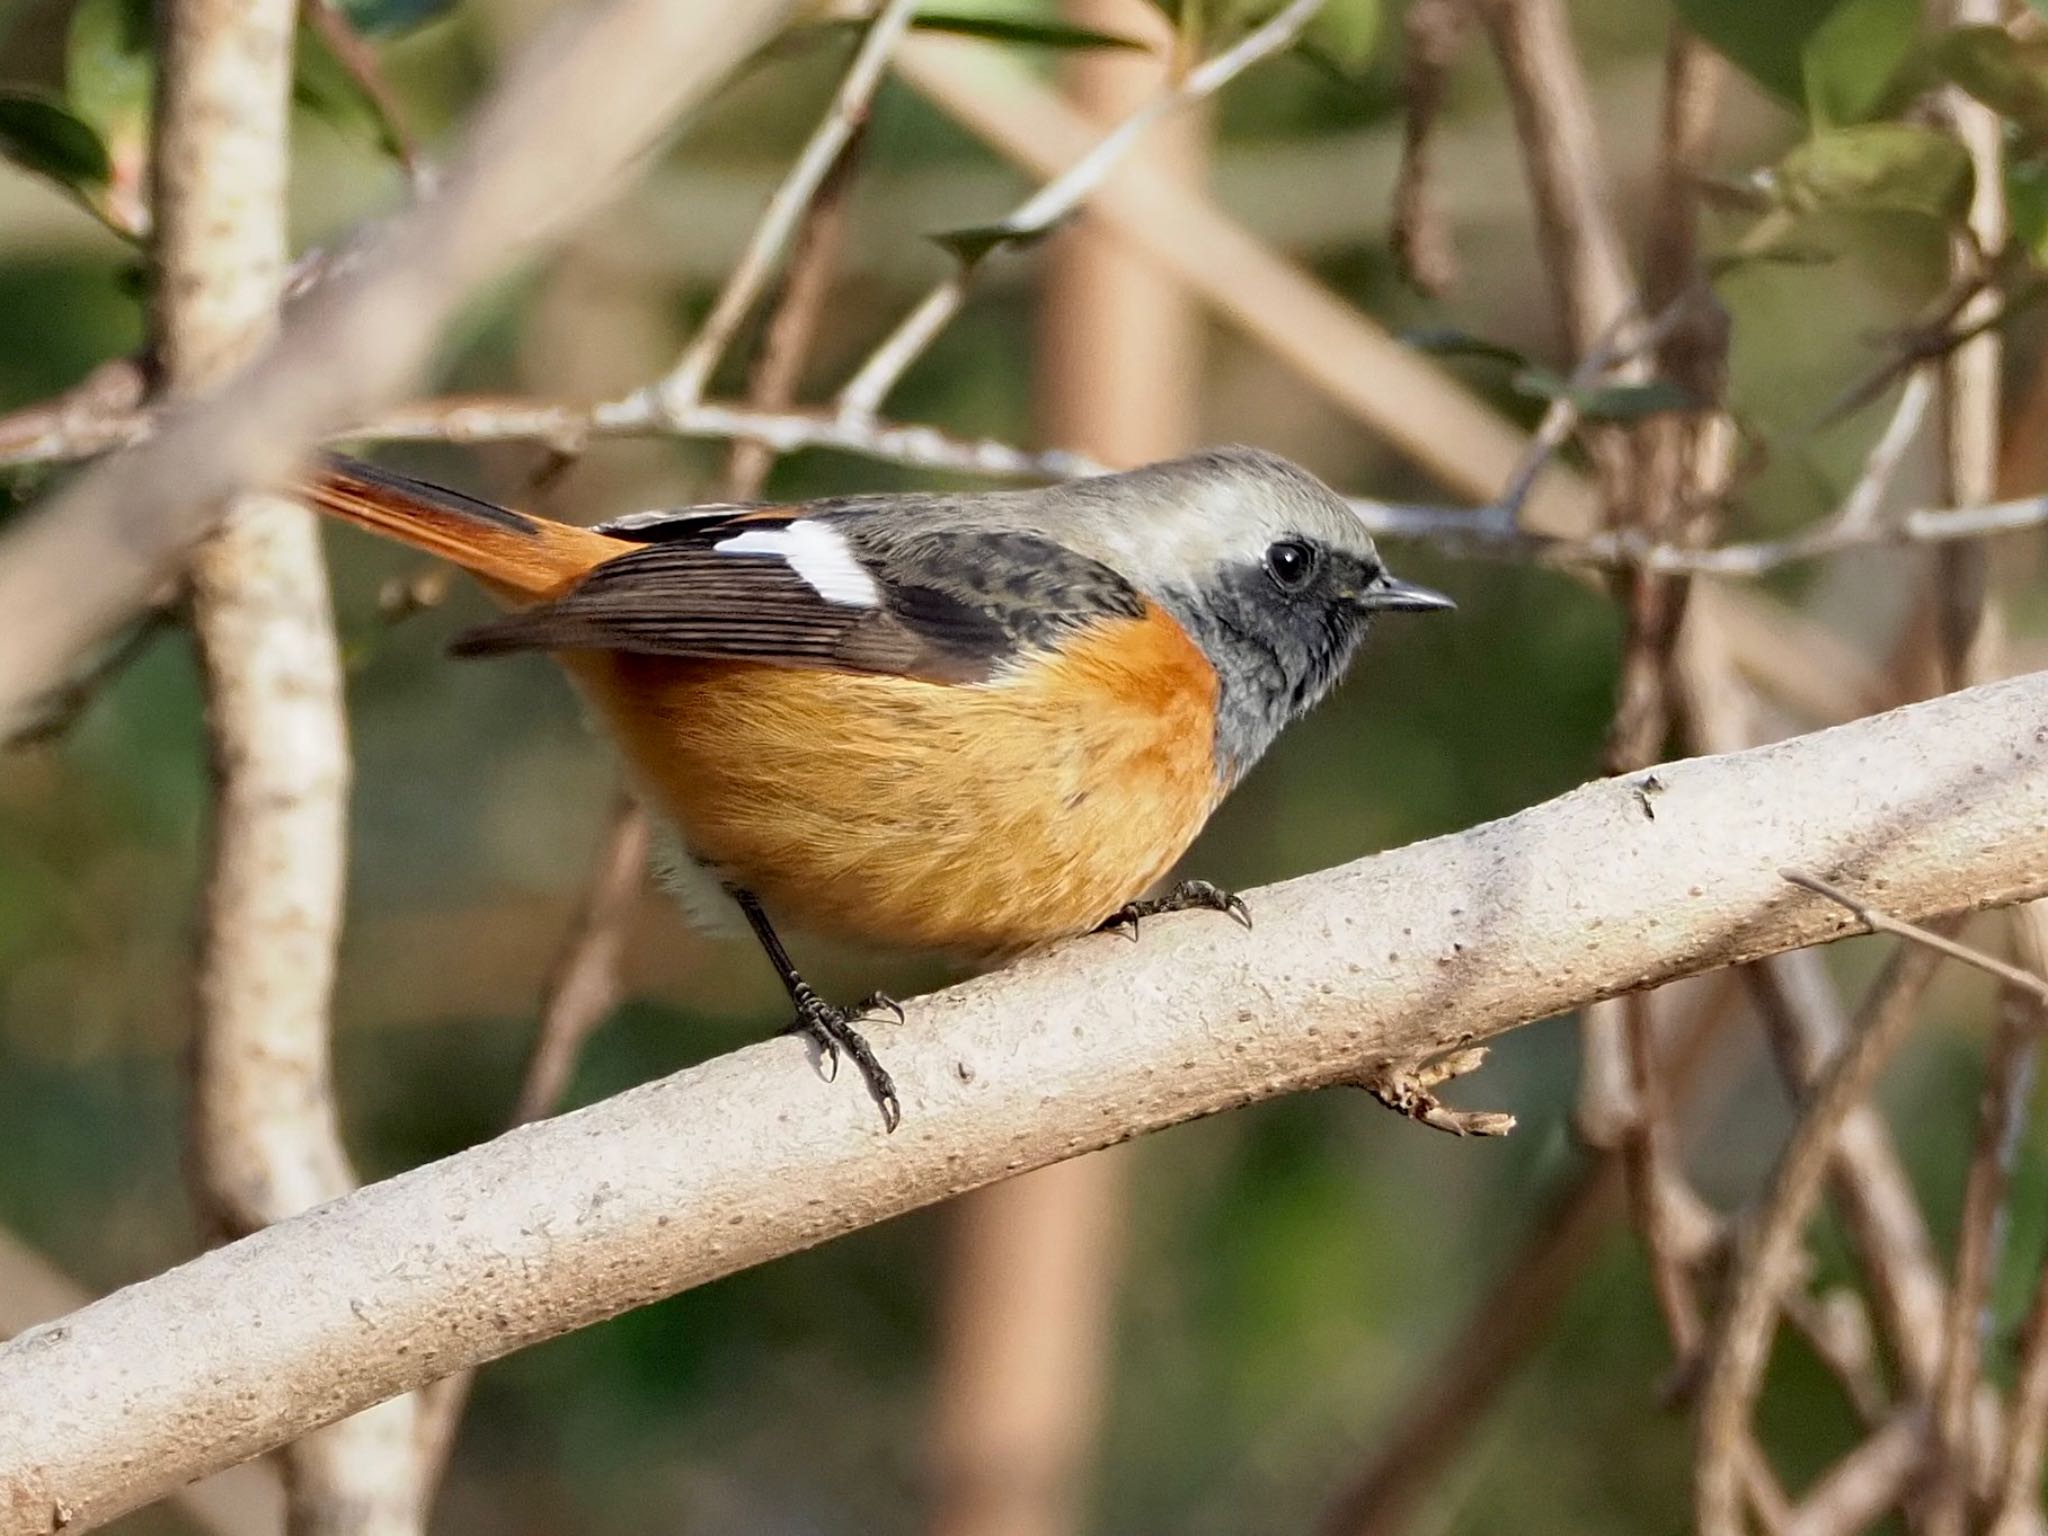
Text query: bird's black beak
1357 570 1456 613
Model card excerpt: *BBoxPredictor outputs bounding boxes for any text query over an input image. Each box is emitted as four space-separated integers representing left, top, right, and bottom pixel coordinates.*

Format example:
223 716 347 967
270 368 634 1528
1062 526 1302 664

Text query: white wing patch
714 521 881 608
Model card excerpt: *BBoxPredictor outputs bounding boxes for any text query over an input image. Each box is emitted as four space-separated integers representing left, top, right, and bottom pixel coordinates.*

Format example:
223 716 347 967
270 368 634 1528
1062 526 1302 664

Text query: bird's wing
453 501 1146 684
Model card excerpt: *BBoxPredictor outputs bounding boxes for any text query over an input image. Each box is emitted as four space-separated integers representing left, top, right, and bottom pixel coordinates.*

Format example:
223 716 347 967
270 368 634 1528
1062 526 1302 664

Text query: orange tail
299 454 626 600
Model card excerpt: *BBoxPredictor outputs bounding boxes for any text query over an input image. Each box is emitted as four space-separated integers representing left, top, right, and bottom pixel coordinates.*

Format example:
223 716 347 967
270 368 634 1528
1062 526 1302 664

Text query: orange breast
565 605 1223 957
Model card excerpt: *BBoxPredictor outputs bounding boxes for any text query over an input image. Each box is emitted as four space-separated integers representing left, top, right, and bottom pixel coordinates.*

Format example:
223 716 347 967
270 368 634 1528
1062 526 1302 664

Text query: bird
298 445 1454 1128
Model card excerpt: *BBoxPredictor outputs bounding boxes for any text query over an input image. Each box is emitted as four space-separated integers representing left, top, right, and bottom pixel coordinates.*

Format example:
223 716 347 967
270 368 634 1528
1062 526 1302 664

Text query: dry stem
836 0 1326 418
1694 942 1950 1536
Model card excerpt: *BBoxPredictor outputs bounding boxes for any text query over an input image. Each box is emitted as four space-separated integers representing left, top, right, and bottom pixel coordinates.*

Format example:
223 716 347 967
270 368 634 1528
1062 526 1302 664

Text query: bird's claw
1097 879 1253 940
784 987 902 1132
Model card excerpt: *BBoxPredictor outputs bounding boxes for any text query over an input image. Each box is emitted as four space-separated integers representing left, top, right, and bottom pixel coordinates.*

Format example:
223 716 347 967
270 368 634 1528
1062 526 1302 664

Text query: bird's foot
1097 879 1253 941
783 985 903 1132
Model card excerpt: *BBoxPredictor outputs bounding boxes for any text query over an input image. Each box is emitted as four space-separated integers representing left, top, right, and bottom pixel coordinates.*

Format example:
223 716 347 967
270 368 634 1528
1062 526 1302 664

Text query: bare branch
299 0 423 183
1782 871 2048 1005
1694 940 1949 1536
1469 0 1637 358
1388 0 1468 297
1990 1246 2048 1536
1742 948 1949 1397
835 0 1326 417
0 0 801 734
27 382 2048 581
154 0 414 1524
5 668 2048 1534
1319 972 1743 1536
1784 1410 1930 1536
622 0 919 419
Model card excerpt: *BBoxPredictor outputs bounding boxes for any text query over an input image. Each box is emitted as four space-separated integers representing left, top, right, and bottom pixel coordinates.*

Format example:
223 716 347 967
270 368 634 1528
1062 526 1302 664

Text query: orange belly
565 607 1223 957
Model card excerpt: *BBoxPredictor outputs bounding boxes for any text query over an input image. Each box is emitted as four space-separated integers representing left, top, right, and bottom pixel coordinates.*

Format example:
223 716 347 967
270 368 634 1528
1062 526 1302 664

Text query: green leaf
1772 122 1973 220
0 91 112 197
1801 0 1923 127
2007 156 2048 263
1400 327 1531 369
1676 0 1858 102
64 0 152 145
1677 0 1925 113
1510 370 1694 421
292 25 401 158
911 8 1149 50
1295 0 1379 75
927 212 1064 265
1935 25 2048 150
1132 0 1379 74
334 0 456 38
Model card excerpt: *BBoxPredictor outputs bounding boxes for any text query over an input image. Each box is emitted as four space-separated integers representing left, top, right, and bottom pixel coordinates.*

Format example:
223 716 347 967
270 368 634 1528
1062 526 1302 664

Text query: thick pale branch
2 671 2047 1533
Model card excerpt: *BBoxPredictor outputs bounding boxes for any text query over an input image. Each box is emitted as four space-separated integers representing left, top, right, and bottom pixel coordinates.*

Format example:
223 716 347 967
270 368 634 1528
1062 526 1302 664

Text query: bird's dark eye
1264 539 1317 591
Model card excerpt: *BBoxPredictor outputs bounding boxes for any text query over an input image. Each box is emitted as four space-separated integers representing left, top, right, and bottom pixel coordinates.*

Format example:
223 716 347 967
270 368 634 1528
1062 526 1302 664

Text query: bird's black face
1168 536 1452 784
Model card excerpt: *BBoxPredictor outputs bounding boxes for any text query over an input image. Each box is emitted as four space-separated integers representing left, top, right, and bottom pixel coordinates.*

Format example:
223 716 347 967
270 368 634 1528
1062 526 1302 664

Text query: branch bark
153 0 408 1527
0 1230 283 1536
3 670 2048 1534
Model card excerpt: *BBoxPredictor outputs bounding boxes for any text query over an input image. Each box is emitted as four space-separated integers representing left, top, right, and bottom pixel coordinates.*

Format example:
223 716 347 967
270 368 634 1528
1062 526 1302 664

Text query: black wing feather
451 506 1144 685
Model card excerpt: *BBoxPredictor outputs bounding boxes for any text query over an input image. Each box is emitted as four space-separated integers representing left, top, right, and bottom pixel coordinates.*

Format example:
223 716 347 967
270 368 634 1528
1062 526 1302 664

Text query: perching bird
299 446 1453 1127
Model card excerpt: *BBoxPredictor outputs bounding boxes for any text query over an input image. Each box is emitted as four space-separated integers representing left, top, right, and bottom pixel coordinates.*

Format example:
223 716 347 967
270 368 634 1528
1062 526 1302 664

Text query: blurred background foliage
3 0 2047 1531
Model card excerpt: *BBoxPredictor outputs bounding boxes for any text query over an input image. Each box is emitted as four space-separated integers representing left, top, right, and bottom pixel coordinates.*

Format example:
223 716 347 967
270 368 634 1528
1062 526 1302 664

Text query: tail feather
299 453 624 600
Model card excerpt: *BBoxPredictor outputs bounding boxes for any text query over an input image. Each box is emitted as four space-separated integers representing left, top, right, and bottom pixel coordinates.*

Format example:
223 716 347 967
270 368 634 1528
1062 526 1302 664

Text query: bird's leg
732 888 902 1132
1097 878 1253 941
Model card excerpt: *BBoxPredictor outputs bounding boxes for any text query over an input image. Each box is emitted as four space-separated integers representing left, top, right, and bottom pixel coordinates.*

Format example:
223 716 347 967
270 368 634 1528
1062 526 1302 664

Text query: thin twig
1989 1251 2048 1536
1695 941 1950 1536
1491 291 1699 532
299 0 424 183
1932 986 2042 1530
1320 974 1745 1536
1784 1409 1931 1536
1741 949 1949 1398
518 805 654 1116
1388 0 1467 297
20 379 2048 577
624 0 919 420
834 0 1328 417
721 123 869 495
1783 871 2048 1006
1832 369 1936 538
